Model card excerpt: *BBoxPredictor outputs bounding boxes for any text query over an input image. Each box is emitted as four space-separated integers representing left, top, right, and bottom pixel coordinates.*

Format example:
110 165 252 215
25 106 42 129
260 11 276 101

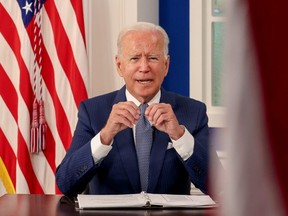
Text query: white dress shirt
90 89 195 163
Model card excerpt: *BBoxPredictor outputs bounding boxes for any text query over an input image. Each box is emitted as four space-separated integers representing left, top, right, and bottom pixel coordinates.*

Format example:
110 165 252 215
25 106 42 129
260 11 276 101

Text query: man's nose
139 58 149 72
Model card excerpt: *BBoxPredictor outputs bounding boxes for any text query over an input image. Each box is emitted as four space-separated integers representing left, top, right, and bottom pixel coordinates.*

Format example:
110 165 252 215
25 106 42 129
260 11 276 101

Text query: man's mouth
137 79 152 84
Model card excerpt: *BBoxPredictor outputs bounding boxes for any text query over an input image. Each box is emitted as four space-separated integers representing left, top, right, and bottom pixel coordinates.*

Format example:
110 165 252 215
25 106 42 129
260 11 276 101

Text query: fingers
110 101 140 128
101 101 140 144
145 103 175 127
145 103 184 139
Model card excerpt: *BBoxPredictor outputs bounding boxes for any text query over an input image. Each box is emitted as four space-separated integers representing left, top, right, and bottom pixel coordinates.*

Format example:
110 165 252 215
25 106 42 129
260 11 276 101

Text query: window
190 0 226 127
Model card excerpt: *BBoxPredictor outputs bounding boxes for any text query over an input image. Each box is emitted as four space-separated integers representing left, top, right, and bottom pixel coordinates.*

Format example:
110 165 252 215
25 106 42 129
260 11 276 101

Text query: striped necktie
135 103 153 191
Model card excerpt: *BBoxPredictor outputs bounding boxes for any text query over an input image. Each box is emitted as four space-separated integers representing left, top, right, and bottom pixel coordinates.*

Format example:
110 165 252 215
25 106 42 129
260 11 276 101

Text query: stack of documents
76 192 216 209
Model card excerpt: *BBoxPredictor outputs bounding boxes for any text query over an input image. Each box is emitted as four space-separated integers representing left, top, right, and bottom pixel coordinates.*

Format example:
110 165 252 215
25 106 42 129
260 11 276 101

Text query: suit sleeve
182 103 221 196
56 102 100 196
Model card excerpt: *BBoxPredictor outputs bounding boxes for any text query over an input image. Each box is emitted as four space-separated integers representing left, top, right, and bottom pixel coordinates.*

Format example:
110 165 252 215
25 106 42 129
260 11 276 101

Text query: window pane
212 0 225 17
212 22 224 106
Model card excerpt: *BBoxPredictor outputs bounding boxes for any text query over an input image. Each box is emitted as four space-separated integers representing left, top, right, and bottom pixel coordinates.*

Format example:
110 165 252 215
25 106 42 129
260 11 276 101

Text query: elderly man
56 22 221 198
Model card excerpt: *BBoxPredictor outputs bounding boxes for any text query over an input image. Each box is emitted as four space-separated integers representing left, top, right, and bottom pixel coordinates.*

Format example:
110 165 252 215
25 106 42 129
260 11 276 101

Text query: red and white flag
219 0 288 215
0 0 88 194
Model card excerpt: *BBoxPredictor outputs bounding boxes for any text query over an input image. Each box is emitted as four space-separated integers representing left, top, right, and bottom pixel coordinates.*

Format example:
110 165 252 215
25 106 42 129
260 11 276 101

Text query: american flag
0 0 88 194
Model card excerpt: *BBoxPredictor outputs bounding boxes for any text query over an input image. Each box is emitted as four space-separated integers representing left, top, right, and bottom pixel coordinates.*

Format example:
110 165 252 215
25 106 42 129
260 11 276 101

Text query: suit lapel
148 88 176 192
114 129 140 192
148 130 170 192
112 86 141 192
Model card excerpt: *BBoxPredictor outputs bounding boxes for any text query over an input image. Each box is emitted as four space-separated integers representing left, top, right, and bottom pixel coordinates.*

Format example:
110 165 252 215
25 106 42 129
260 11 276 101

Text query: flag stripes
70 0 86 44
0 0 88 194
41 45 73 151
45 0 88 106
0 64 19 122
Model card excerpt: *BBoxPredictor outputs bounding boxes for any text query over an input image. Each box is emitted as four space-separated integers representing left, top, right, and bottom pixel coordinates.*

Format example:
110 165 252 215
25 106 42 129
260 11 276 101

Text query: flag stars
22 1 33 15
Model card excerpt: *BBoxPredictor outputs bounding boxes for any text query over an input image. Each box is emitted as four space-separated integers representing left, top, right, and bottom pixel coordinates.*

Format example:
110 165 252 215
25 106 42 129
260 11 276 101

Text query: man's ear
115 55 123 77
164 55 170 77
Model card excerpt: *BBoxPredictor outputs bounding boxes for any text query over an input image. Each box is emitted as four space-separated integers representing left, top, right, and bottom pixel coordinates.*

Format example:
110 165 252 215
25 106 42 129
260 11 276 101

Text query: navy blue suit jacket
56 86 215 196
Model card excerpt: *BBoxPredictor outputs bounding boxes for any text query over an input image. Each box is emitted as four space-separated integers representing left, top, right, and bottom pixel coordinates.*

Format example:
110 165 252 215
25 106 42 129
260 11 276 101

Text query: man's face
115 31 170 103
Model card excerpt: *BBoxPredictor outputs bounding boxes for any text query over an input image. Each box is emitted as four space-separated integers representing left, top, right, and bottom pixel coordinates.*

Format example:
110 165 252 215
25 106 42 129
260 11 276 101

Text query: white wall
83 0 159 98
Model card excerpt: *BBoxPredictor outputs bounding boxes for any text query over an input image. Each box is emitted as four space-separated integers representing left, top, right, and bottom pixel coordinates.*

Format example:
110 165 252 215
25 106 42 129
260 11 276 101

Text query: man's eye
149 57 159 61
130 57 139 61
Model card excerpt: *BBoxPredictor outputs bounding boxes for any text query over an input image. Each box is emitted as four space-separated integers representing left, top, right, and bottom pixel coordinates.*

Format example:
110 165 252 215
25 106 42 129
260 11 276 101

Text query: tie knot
139 103 148 115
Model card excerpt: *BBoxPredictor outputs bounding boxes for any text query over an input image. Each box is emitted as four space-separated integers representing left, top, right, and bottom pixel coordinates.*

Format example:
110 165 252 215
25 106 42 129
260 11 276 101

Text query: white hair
117 22 170 56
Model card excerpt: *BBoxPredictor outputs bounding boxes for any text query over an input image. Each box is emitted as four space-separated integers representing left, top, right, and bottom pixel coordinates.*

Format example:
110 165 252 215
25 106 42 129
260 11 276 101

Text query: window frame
189 0 226 127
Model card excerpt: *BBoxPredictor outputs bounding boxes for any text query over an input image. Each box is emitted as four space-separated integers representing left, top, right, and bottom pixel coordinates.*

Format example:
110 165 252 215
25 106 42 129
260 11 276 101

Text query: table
0 194 218 216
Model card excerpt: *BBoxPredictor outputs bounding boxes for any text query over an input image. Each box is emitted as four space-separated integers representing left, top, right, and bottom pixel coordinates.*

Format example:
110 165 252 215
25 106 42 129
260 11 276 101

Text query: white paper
76 193 216 209
147 193 216 207
77 193 145 209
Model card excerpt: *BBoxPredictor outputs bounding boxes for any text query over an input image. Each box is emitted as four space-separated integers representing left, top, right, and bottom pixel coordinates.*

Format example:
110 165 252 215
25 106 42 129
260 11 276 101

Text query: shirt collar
125 89 161 107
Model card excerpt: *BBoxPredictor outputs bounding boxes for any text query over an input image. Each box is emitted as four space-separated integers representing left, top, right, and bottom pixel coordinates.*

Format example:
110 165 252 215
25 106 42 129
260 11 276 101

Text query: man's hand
145 103 184 140
100 101 140 145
